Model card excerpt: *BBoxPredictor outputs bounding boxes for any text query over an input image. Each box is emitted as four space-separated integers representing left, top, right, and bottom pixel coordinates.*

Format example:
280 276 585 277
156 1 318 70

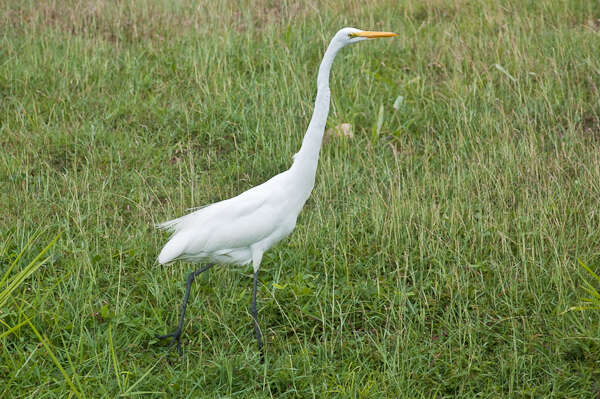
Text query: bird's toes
156 329 181 340
156 330 184 355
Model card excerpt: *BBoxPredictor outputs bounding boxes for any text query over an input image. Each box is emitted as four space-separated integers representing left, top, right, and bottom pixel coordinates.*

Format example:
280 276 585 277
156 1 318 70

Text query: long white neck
289 38 345 188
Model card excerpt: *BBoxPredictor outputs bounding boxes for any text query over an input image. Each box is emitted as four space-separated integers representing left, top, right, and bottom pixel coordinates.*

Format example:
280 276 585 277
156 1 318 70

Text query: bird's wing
156 178 273 233
158 172 292 260
199 192 291 252
186 175 292 251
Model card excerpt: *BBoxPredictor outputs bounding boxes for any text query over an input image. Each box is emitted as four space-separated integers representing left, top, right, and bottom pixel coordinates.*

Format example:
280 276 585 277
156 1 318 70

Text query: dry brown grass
0 0 325 41
1 0 482 42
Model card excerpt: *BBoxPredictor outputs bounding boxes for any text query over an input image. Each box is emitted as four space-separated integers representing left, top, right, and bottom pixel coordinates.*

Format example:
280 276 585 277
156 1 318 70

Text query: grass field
1 0 600 397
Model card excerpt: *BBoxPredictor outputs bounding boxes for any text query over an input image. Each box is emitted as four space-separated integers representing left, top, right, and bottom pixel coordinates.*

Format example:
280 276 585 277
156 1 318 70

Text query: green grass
1 0 600 397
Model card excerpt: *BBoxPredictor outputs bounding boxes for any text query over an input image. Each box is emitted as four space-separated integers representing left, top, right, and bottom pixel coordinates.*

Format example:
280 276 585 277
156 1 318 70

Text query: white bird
155 27 397 361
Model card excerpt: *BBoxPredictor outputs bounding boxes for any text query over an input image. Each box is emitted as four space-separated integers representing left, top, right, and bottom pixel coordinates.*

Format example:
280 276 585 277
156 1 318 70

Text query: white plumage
157 169 304 269
155 27 397 360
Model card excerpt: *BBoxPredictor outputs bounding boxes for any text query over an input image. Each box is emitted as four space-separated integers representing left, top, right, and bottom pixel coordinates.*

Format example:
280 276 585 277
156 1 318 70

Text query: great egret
155 27 397 361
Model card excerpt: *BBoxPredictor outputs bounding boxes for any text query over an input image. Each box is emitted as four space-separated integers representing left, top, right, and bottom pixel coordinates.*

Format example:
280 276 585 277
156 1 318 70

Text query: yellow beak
349 31 398 38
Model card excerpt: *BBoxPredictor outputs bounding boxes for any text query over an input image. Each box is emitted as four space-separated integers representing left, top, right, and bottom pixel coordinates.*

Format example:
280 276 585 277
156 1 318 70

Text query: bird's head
334 27 398 47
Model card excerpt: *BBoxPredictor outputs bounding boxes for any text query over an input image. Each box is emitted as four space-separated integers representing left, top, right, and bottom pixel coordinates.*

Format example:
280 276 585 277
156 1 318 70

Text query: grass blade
109 323 123 391
26 319 83 399
0 317 31 340
0 232 62 309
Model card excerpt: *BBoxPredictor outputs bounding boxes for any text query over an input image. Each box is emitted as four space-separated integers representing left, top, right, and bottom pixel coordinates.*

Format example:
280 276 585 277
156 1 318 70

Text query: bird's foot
156 329 183 355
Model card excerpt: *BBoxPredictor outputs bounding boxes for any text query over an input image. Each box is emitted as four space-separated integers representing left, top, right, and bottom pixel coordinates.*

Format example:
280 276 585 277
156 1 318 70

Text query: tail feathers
157 233 189 264
156 216 183 232
156 206 209 232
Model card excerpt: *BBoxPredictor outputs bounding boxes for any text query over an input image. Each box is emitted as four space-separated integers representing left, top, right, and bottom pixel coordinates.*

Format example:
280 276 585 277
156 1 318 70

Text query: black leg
156 263 215 355
251 269 264 363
